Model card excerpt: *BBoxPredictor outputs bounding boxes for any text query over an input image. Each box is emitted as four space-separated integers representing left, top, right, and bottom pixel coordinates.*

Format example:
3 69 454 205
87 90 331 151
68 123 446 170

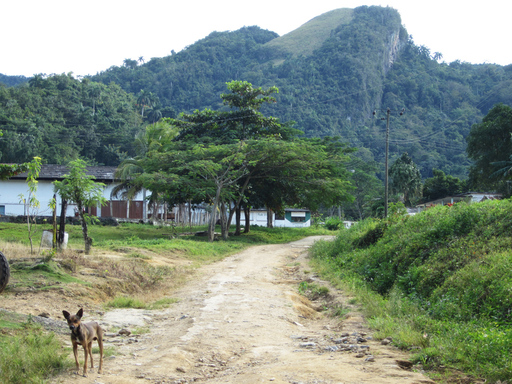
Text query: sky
2 1 510 77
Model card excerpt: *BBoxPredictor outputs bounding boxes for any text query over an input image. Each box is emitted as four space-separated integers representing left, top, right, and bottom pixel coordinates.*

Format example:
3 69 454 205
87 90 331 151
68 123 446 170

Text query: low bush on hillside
310 199 512 382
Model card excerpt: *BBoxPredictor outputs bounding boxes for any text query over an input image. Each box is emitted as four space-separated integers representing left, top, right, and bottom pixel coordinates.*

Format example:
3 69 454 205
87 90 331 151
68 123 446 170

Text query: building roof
8 164 118 182
416 192 502 207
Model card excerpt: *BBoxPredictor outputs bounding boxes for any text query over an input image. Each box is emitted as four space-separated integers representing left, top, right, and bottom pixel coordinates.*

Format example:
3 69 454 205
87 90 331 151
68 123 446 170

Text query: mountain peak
264 8 354 61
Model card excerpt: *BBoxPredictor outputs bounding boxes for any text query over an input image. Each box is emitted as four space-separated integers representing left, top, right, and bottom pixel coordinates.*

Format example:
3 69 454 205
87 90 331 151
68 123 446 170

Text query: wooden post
52 194 57 250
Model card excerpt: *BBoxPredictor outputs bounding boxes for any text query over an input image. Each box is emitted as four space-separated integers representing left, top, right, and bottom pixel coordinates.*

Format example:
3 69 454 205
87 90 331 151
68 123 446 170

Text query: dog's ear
76 308 83 319
63 310 70 320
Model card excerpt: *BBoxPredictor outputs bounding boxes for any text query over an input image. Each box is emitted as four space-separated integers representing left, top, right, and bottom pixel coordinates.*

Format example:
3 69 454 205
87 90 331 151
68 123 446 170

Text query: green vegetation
2 6 509 184
1 222 330 251
467 103 512 191
116 81 354 240
83 5 511 182
149 297 179 310
422 168 467 202
106 295 179 310
54 158 108 254
106 296 147 309
389 152 422 207
0 315 68 384
9 260 87 290
324 216 344 230
298 281 329 300
264 8 354 60
310 199 512 382
0 73 142 165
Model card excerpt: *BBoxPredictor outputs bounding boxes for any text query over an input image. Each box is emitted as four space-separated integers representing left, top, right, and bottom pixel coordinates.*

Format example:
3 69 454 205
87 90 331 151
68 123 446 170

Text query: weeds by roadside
0 314 69 383
309 200 512 383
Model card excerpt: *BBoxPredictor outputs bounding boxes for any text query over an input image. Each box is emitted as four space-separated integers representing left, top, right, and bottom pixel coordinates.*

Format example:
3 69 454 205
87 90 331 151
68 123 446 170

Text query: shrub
324 216 343 231
309 198 512 382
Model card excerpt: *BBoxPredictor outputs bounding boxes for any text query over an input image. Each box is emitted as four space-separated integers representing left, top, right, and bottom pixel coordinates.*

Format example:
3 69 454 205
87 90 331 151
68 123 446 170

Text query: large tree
422 169 466 202
120 82 354 241
389 152 422 207
466 103 512 190
340 159 383 220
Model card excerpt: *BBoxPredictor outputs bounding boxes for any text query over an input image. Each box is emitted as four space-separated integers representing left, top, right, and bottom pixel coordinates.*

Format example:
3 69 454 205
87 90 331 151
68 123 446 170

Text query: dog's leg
88 341 94 368
98 331 104 374
82 343 89 377
72 341 80 375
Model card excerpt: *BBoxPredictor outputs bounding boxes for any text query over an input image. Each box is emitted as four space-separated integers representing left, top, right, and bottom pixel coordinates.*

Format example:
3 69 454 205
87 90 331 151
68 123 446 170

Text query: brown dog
63 308 103 377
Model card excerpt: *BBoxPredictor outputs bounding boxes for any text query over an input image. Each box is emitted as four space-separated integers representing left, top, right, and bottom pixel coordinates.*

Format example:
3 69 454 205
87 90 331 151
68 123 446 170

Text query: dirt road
51 236 434 384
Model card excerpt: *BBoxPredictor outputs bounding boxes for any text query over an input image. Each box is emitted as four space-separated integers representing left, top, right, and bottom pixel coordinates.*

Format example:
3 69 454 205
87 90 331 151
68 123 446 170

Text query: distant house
235 208 311 228
415 192 502 213
0 164 148 220
0 164 312 227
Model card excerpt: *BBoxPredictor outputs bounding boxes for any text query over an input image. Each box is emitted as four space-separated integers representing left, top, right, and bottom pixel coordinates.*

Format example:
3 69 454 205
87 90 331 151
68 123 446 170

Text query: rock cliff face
386 29 404 72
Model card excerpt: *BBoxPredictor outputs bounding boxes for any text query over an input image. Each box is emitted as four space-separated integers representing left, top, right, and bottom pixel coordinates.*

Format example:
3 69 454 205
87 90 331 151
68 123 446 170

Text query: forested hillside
89 5 512 179
0 74 142 165
0 74 27 88
2 5 512 178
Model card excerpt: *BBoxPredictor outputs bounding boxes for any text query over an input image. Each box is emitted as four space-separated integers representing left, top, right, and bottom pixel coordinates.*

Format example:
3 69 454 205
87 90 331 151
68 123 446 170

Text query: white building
0 165 311 228
0 165 148 219
236 208 311 228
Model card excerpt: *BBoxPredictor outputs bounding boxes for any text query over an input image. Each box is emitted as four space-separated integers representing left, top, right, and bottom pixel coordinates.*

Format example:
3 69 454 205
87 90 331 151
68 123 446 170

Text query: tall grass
0 321 69 383
310 199 512 382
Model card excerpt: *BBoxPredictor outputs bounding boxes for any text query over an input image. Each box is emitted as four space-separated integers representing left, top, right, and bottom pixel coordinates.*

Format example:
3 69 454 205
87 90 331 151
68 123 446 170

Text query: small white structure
235 208 311 228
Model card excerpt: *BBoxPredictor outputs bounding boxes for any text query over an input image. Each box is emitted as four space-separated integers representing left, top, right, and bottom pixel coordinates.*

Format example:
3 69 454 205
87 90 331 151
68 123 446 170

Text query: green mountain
0 74 28 87
2 5 512 179
90 5 512 179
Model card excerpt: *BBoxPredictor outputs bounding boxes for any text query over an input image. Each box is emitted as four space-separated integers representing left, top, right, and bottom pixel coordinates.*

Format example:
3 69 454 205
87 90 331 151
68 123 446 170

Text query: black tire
0 251 10 294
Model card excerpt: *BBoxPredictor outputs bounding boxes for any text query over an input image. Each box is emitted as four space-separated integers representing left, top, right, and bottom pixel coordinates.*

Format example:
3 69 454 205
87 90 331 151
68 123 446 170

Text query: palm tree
147 107 162 125
113 122 179 219
491 155 512 179
136 90 151 117
123 58 137 69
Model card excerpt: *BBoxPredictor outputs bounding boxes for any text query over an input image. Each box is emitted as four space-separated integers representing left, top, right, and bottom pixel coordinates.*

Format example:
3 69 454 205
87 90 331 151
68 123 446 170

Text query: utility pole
384 108 390 218
373 107 404 218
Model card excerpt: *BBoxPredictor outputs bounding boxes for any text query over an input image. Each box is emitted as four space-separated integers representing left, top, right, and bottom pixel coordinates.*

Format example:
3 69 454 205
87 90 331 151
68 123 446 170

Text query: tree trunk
234 205 242 236
52 194 57 250
220 202 229 240
227 200 235 233
78 203 92 255
243 205 251 233
267 207 274 228
58 199 67 249
188 200 192 228
208 186 222 242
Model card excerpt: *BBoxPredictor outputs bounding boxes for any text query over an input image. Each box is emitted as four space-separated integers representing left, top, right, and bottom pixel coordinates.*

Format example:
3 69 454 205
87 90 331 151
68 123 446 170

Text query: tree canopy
422 168 467 202
85 5 512 181
117 82 354 240
389 152 422 206
466 103 512 190
0 74 142 165
4 5 512 186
